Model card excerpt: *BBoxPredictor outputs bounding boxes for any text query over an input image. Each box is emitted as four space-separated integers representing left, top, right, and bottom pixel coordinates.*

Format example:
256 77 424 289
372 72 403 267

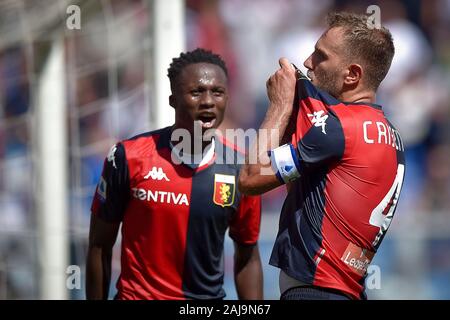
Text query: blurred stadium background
1 0 449 300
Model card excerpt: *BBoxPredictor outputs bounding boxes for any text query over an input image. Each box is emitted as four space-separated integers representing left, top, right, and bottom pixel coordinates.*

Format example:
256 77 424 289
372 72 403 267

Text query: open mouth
197 113 217 129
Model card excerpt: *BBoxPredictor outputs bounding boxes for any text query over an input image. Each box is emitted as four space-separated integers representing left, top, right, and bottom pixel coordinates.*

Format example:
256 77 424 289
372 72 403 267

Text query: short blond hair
327 12 395 90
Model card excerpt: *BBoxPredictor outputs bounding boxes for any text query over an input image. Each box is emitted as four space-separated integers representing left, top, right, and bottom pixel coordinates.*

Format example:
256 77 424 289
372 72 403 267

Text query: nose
199 91 214 109
303 54 313 70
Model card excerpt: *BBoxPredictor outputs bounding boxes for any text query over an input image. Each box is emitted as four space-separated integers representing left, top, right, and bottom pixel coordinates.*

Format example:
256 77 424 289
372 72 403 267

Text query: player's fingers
279 57 295 71
266 77 271 89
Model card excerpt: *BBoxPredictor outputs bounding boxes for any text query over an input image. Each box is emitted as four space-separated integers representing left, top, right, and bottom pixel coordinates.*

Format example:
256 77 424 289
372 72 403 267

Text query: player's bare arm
86 214 120 300
233 242 263 299
238 58 297 195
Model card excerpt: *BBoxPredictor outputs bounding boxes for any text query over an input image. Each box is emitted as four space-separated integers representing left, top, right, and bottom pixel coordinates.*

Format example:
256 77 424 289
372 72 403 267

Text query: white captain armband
269 144 301 184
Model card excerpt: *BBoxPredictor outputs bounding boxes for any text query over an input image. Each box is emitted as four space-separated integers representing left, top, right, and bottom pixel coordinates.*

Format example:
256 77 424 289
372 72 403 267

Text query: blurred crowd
0 0 449 299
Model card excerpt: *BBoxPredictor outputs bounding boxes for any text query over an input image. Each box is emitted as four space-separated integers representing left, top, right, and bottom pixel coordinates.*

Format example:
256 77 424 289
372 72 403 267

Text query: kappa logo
144 167 170 181
107 144 118 169
308 110 328 134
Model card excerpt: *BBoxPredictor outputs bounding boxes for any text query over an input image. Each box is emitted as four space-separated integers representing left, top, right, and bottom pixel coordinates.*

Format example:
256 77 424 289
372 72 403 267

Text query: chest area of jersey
127 153 239 215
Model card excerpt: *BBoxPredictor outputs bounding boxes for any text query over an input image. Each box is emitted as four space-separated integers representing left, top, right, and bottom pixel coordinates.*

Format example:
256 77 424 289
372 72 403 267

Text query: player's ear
169 94 176 109
344 64 362 86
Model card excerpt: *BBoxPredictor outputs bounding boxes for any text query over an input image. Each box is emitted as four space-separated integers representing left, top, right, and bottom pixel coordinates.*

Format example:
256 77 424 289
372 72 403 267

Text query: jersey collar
170 138 215 170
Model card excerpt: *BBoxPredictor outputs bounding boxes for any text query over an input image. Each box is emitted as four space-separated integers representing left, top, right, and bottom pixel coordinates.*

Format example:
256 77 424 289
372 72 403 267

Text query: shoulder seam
124 126 170 142
331 105 353 161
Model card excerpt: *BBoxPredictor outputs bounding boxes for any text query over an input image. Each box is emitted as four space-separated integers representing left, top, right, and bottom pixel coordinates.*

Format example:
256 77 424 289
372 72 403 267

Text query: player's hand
266 57 297 113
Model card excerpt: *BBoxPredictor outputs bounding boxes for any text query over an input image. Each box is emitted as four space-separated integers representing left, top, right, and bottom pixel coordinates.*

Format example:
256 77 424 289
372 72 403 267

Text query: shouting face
170 62 228 135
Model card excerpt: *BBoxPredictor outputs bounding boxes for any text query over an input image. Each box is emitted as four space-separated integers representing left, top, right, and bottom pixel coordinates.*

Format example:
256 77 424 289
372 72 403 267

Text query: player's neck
170 124 214 155
339 89 376 104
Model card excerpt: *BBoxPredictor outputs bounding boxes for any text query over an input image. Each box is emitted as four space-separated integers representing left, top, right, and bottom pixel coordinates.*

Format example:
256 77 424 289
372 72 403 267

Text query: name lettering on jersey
341 242 374 276
107 144 118 169
213 174 235 207
363 121 404 151
144 167 170 181
132 188 189 206
308 110 328 134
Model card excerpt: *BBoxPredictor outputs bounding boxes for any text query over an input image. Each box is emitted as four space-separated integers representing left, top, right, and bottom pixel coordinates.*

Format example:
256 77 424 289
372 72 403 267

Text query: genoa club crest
213 174 235 207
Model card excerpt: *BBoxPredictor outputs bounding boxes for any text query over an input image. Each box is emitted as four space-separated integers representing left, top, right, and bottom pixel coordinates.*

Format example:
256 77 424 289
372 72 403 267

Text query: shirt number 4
369 164 405 249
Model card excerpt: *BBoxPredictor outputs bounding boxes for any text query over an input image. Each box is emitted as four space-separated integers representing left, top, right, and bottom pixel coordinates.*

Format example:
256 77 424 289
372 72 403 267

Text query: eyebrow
186 83 227 90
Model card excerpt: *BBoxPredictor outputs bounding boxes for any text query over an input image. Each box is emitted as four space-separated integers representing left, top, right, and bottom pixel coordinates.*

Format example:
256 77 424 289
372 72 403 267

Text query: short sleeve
229 194 261 245
296 111 345 167
295 79 345 168
91 143 130 222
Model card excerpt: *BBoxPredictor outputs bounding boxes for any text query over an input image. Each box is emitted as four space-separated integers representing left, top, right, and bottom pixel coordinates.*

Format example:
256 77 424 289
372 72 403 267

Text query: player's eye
316 50 326 61
212 88 225 96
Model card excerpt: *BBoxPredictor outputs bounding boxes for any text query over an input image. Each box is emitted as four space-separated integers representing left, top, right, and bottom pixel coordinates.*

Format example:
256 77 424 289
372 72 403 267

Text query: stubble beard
313 69 341 99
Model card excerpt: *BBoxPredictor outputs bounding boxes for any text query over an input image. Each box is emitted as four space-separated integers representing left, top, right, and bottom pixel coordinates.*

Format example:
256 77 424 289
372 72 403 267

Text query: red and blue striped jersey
91 127 261 300
270 79 405 299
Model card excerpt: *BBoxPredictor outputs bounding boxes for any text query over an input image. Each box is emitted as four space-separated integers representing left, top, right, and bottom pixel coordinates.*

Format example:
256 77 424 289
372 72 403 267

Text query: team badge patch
213 174 235 207
97 176 107 202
